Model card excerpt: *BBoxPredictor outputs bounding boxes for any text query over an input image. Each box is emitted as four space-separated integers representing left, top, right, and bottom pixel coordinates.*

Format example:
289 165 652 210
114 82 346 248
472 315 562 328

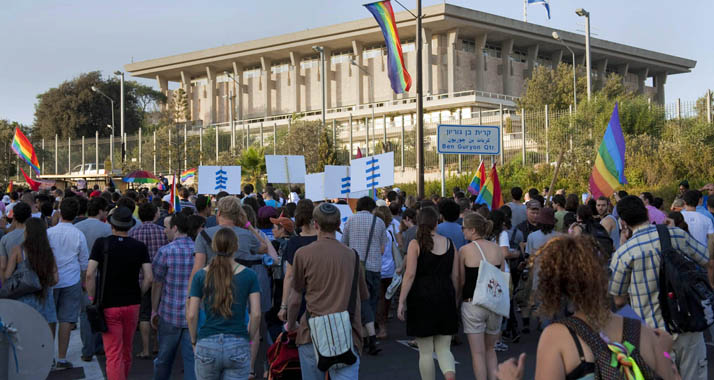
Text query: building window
536 53 552 67
271 62 290 74
330 50 352 64
363 44 385 60
510 48 527 63
461 39 475 53
483 43 501 58
300 55 318 69
244 66 261 78
402 42 415 52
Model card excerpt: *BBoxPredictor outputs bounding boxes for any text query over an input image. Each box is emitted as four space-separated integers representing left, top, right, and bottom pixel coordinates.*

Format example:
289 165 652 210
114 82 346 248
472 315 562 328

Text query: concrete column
322 48 332 110
180 71 193 120
204 67 217 124
474 34 488 91
446 29 460 95
617 63 629 84
526 44 539 78
289 52 302 113
232 62 244 120
156 75 169 111
637 68 649 94
260 57 273 116
422 28 433 96
500 39 514 95
550 50 563 69
351 41 364 105
595 59 608 86
654 73 666 104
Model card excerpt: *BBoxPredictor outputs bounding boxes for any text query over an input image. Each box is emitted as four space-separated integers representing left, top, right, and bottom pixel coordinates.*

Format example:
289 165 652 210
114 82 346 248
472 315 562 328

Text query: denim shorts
53 281 82 323
194 334 250 380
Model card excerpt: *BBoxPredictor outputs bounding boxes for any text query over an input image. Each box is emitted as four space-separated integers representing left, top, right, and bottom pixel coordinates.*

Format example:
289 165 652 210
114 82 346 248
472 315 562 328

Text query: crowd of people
0 178 712 380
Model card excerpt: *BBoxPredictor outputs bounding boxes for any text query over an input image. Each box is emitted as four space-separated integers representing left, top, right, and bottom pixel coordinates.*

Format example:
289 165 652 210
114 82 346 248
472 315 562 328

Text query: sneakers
494 341 508 352
366 335 382 355
55 360 74 369
80 355 93 362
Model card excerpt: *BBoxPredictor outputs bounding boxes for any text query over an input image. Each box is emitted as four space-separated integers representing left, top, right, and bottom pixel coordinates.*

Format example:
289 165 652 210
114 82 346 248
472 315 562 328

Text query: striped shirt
153 237 195 328
608 225 709 330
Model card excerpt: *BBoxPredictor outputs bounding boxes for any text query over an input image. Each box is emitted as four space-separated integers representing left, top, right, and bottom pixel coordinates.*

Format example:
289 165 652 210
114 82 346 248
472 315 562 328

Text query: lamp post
91 85 115 169
312 46 327 132
552 32 577 112
575 8 591 100
113 71 125 162
224 71 240 152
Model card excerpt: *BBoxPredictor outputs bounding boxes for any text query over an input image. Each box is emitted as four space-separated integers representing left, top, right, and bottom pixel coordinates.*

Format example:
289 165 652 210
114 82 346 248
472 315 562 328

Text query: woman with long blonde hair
187 227 261 379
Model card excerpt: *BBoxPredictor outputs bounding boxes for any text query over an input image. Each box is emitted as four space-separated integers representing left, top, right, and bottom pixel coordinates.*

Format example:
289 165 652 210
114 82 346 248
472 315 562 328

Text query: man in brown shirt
287 203 368 380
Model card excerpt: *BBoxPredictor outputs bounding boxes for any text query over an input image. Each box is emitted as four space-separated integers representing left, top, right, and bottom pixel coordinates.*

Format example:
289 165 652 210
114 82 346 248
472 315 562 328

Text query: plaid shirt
342 211 387 272
129 222 169 260
609 225 709 330
153 236 195 328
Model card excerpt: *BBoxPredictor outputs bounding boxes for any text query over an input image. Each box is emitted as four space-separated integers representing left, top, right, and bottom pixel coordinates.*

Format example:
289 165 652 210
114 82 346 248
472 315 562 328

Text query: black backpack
582 221 615 258
656 225 714 333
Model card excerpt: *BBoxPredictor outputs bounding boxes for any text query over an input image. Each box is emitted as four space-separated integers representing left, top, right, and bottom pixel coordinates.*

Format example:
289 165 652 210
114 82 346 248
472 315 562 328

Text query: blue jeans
80 291 103 357
361 270 381 324
298 344 360 380
194 334 250 380
153 318 195 380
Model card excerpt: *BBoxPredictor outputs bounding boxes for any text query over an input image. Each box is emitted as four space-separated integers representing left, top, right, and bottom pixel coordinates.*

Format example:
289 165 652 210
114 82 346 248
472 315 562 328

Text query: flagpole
523 0 527 22
415 0 424 198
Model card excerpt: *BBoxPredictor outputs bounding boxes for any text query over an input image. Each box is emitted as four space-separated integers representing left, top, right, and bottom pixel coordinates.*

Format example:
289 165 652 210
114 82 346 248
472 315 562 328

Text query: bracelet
280 305 288 310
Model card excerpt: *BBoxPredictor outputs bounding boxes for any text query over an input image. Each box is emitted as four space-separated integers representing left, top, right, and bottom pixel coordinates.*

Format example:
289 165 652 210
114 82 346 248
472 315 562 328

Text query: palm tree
239 146 266 191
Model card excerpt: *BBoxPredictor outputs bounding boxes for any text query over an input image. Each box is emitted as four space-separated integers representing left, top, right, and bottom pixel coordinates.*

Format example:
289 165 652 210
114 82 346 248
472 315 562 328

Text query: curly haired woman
495 235 679 380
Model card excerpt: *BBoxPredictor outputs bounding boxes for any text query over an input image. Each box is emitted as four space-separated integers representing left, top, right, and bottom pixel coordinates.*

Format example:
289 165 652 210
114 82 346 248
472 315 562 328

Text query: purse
86 238 109 333
306 251 360 372
471 241 510 318
0 251 42 299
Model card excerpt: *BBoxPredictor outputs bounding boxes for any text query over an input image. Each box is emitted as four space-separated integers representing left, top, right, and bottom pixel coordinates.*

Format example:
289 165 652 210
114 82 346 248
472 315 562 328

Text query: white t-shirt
498 230 509 248
681 210 714 247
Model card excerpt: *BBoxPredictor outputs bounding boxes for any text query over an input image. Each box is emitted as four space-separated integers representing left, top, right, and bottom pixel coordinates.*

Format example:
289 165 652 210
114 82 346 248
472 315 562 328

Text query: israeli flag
528 0 551 19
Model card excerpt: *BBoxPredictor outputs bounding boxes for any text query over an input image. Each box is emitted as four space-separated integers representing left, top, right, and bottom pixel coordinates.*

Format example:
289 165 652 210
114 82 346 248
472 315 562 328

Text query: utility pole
114 71 125 163
416 0 424 198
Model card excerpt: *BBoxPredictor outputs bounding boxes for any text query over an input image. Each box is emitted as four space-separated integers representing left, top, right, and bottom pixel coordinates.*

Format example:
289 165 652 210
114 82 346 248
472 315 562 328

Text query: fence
30 94 713 182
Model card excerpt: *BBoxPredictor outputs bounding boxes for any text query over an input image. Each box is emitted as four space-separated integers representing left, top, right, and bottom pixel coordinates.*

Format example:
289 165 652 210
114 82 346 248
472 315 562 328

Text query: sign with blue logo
350 152 394 193
197 166 242 194
437 124 500 155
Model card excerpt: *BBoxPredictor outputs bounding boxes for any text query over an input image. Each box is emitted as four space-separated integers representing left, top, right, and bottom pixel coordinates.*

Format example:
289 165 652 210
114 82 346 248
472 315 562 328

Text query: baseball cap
526 199 541 209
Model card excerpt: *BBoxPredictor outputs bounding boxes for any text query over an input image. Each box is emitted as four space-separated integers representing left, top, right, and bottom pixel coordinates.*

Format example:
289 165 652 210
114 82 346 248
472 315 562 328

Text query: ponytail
205 255 235 319
416 207 439 253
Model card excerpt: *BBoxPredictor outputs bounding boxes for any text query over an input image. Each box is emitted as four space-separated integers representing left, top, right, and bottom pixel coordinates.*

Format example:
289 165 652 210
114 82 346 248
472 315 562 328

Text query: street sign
437 124 500 155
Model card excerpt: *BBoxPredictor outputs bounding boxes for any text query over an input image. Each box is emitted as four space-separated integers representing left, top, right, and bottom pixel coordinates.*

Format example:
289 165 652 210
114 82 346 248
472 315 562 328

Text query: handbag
0 251 42 299
86 238 110 333
385 230 403 300
306 252 360 372
267 330 302 380
471 241 510 318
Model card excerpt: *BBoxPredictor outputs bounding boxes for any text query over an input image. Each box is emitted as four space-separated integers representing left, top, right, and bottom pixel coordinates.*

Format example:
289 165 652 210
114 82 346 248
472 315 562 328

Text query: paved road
48 318 714 379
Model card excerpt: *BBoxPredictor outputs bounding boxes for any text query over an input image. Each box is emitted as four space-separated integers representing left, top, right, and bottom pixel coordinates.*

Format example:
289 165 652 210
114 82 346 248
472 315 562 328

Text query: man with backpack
609 196 711 380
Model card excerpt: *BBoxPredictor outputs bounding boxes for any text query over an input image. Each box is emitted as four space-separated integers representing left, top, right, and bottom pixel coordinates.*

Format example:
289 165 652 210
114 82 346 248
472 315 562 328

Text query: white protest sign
350 151 394 193
323 165 371 199
334 204 354 231
198 166 242 195
304 172 325 201
265 155 307 184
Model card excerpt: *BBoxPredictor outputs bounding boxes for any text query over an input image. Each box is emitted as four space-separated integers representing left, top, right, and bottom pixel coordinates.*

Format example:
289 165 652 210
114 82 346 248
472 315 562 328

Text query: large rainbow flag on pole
11 128 40 175
467 161 487 196
474 164 503 211
364 1 412 93
589 103 627 199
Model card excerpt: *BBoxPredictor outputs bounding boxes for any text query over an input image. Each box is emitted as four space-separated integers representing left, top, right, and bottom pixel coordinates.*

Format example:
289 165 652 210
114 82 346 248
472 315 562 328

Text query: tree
316 127 338 171
517 63 588 111
34 71 165 140
239 147 266 190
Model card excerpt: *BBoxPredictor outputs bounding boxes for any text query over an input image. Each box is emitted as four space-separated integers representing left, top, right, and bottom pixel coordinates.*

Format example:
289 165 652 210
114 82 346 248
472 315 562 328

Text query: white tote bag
471 241 510 317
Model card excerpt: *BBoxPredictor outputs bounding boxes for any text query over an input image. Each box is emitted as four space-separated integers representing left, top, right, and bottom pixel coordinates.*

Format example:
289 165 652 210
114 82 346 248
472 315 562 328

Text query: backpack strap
363 215 378 264
655 224 672 252
558 317 616 380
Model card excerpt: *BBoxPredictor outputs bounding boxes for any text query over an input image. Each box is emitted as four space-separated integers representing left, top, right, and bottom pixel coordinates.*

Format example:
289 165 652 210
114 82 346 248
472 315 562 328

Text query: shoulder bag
0 250 42 299
306 251 360 372
471 241 510 317
85 238 110 333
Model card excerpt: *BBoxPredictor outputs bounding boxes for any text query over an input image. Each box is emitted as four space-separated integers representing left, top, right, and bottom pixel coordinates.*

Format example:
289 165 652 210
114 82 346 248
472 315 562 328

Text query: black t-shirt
283 235 318 265
90 235 150 308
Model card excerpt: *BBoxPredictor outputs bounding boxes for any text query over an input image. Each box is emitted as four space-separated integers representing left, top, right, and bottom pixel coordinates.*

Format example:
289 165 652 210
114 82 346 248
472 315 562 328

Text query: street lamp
552 32 577 112
91 85 115 168
312 46 327 131
575 8 591 100
113 71 125 162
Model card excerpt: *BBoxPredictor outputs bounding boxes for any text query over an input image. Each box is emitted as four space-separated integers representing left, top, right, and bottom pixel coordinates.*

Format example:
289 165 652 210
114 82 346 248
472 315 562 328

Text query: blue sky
1 0 711 125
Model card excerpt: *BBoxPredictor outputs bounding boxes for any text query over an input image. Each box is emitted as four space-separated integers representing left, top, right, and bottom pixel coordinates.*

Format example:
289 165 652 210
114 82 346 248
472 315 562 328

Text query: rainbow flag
364 1 412 93
467 161 487 196
169 175 181 213
11 128 40 175
180 168 197 182
6 181 12 194
474 164 503 211
589 103 627 199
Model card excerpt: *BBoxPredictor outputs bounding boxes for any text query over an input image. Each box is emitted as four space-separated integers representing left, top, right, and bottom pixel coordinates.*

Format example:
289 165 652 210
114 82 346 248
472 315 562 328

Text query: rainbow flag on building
467 161 487 196
364 1 412 93
474 164 503 211
589 103 627 199
11 128 40 175
180 168 197 182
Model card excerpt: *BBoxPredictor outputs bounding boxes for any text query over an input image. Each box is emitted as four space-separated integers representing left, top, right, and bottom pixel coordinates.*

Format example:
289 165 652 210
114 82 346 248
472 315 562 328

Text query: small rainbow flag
474 164 503 211
364 1 412 94
169 175 181 213
6 181 12 194
467 161 487 196
180 168 197 182
589 103 627 199
11 128 40 175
